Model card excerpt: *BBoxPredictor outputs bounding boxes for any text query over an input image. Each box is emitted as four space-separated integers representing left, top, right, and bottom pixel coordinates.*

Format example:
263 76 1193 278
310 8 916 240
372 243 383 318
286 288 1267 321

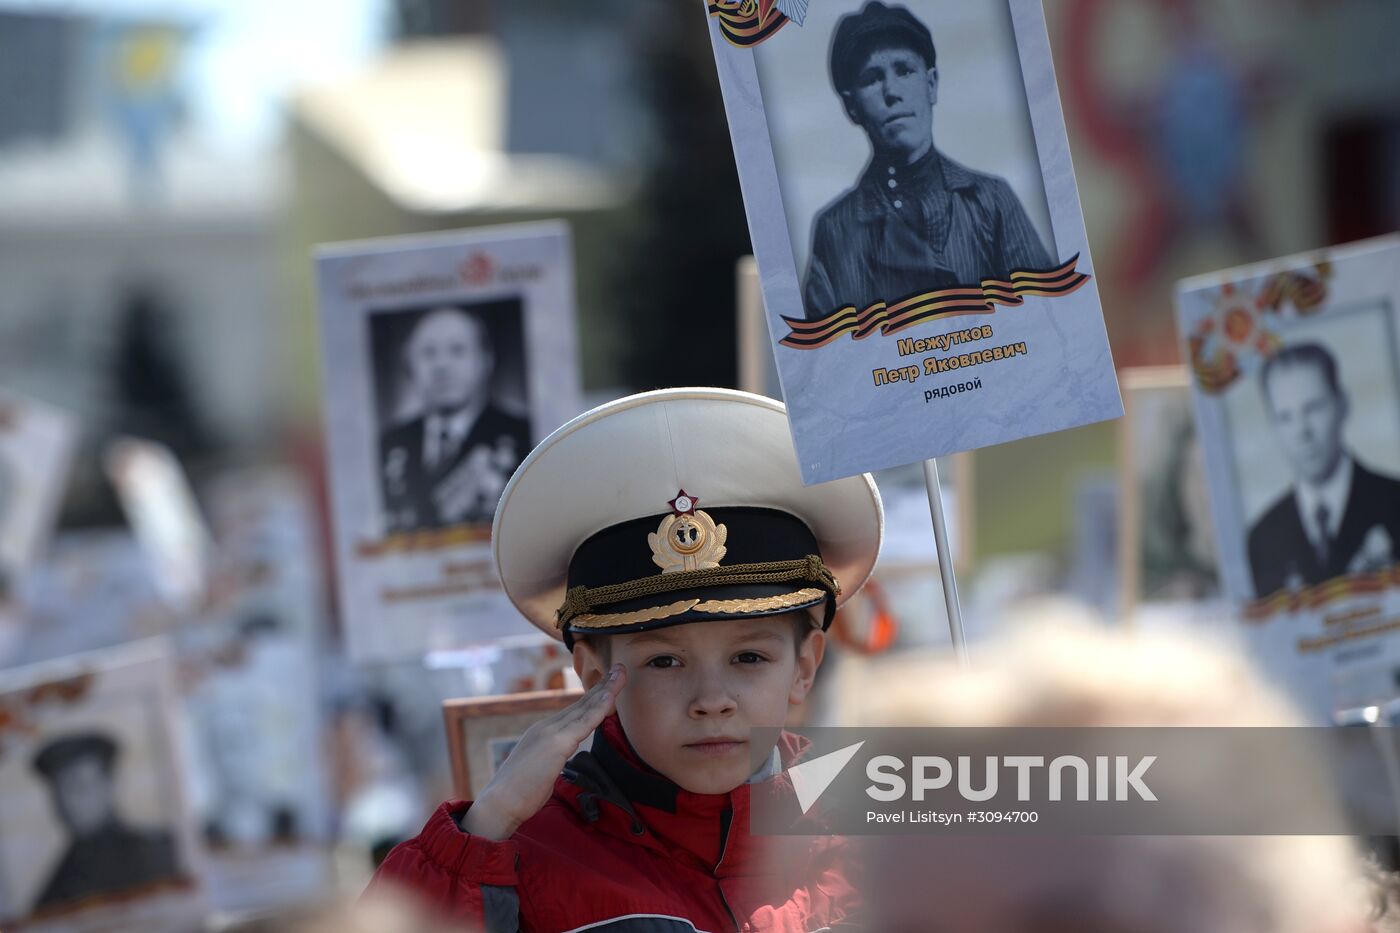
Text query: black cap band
559 507 839 646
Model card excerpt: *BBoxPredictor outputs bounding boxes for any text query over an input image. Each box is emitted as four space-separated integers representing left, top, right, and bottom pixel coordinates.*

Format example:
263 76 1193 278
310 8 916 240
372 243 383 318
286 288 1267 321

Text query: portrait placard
1175 235 1400 716
442 689 584 800
0 641 204 932
0 387 76 578
180 468 333 911
316 224 582 661
1117 367 1222 619
705 0 1121 483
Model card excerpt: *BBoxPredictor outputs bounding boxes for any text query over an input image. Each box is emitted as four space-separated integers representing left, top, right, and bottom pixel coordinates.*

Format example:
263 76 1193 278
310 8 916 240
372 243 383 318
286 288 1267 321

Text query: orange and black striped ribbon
1244 567 1400 622
779 256 1090 349
707 1 789 47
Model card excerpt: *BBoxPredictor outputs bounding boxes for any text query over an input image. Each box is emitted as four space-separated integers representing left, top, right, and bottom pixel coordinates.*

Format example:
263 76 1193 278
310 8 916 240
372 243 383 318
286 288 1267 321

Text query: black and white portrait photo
1119 369 1222 615
319 224 582 660
0 645 203 930
1244 340 1400 597
28 732 180 914
708 0 1119 485
1175 238 1400 719
369 299 532 534
735 0 1057 323
800 1 1052 319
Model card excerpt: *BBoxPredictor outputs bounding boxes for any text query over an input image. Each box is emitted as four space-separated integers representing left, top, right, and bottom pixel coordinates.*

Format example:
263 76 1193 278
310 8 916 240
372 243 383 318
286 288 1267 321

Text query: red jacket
368 715 860 932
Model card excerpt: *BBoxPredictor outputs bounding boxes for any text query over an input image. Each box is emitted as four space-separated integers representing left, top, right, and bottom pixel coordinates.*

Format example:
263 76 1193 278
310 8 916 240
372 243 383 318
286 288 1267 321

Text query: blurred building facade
1049 0 1400 367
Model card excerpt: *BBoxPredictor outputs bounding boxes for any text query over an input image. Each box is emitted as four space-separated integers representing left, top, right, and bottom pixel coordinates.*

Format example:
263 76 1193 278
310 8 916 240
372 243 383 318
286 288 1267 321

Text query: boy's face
573 614 824 795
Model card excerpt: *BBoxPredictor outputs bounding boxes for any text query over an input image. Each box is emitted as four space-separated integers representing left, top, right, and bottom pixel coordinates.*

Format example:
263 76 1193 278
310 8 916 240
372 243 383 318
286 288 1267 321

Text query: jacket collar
556 715 813 873
589 714 681 812
863 146 976 190
853 147 975 223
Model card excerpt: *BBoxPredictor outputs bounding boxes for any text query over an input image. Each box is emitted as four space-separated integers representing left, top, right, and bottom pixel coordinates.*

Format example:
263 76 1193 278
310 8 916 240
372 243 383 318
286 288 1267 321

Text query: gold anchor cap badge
648 490 728 573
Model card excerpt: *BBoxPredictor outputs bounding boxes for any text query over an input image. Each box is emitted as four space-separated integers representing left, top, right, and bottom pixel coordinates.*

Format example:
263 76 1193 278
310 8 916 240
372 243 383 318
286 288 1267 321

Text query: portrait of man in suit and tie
1246 342 1400 597
372 301 532 534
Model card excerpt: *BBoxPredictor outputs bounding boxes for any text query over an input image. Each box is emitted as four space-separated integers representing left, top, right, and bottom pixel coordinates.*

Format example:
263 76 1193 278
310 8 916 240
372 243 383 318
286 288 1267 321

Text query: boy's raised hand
462 663 626 841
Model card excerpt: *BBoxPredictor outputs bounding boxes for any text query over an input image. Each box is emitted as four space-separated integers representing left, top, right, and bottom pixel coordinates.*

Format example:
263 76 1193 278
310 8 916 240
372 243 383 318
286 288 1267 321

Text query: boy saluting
368 388 883 931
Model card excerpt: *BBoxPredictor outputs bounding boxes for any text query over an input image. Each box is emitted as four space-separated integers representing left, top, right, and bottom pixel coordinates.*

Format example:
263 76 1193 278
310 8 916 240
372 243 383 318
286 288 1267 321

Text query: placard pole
921 458 968 665
1374 701 1400 838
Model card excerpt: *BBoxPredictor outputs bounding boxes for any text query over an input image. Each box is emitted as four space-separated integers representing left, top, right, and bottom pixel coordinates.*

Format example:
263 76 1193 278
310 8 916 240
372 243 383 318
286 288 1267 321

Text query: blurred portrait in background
30 732 180 914
1247 341 1400 597
370 301 532 534
1141 416 1218 600
1120 373 1222 607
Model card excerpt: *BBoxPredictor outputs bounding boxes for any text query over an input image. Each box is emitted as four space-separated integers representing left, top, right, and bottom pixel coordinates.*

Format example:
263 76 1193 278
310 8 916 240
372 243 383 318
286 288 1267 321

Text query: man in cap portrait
30 732 180 914
378 305 531 533
802 1 1052 320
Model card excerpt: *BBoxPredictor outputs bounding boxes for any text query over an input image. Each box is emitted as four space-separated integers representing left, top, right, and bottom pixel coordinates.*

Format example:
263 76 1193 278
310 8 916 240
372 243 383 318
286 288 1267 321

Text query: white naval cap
491 388 884 643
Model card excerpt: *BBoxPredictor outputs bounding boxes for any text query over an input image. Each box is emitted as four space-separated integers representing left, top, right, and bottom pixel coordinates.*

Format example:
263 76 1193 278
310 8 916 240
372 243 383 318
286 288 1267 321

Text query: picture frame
442 688 584 800
1116 366 1222 621
1175 234 1400 717
315 223 583 661
706 0 1120 483
0 640 205 932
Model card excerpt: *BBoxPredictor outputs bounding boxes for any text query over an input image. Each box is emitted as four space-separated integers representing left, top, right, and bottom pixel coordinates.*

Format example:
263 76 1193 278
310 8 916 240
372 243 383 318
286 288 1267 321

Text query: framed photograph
316 223 583 661
442 689 583 800
0 387 76 579
1117 367 1222 620
706 0 1120 484
1176 234 1400 716
178 468 333 912
0 641 204 931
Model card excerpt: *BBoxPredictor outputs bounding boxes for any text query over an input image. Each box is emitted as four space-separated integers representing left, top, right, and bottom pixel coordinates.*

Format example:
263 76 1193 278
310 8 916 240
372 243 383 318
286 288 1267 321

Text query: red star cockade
667 490 699 516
